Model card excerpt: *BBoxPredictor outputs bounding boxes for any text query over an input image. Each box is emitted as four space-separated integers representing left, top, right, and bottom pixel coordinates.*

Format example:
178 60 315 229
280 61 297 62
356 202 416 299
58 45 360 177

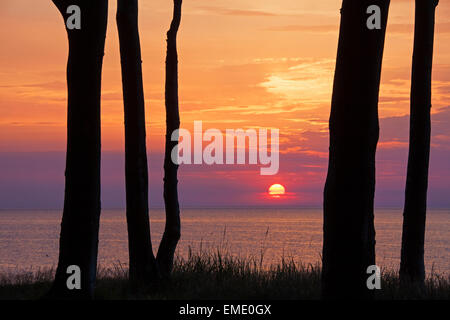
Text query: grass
0 248 449 300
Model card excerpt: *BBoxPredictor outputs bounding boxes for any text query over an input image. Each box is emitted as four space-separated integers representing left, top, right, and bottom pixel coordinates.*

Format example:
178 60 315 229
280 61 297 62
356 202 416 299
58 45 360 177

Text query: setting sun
268 184 286 197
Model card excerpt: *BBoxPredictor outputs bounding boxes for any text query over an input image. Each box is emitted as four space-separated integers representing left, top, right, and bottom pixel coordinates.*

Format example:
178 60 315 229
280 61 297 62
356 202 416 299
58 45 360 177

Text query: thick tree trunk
116 0 158 285
400 0 438 284
48 0 108 299
156 0 182 276
322 0 390 299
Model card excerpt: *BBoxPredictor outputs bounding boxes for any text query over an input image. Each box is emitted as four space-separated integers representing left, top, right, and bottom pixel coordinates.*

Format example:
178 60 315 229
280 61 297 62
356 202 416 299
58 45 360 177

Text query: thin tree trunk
322 0 390 299
400 0 438 284
156 0 182 276
48 0 108 299
116 0 158 286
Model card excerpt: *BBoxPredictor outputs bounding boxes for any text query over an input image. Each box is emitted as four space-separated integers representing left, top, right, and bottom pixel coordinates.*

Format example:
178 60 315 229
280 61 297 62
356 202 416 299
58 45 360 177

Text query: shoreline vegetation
0 248 448 300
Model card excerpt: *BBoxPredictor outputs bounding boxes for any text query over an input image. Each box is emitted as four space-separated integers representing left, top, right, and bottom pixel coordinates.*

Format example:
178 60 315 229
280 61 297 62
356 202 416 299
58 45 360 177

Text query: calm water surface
0 208 448 275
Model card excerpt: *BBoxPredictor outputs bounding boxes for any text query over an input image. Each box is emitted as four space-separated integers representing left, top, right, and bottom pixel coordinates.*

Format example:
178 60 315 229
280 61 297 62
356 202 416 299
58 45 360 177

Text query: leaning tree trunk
48 0 108 299
117 0 158 286
322 0 390 299
400 0 438 284
156 0 182 277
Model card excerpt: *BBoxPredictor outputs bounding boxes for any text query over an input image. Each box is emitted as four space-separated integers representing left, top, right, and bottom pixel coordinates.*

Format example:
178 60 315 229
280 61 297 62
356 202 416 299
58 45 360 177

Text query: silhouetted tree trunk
116 0 158 286
322 0 390 299
400 0 438 285
156 0 182 277
48 0 108 299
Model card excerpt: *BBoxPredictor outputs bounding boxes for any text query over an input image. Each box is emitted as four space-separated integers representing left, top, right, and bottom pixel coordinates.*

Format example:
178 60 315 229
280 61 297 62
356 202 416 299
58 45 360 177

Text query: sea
0 208 448 275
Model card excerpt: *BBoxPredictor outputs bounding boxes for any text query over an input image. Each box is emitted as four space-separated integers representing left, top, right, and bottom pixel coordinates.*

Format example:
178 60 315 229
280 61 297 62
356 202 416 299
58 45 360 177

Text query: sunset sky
0 0 449 208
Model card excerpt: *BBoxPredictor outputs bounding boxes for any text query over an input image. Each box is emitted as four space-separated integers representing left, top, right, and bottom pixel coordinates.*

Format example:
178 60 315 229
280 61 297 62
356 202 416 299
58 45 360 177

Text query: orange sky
0 1 449 208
